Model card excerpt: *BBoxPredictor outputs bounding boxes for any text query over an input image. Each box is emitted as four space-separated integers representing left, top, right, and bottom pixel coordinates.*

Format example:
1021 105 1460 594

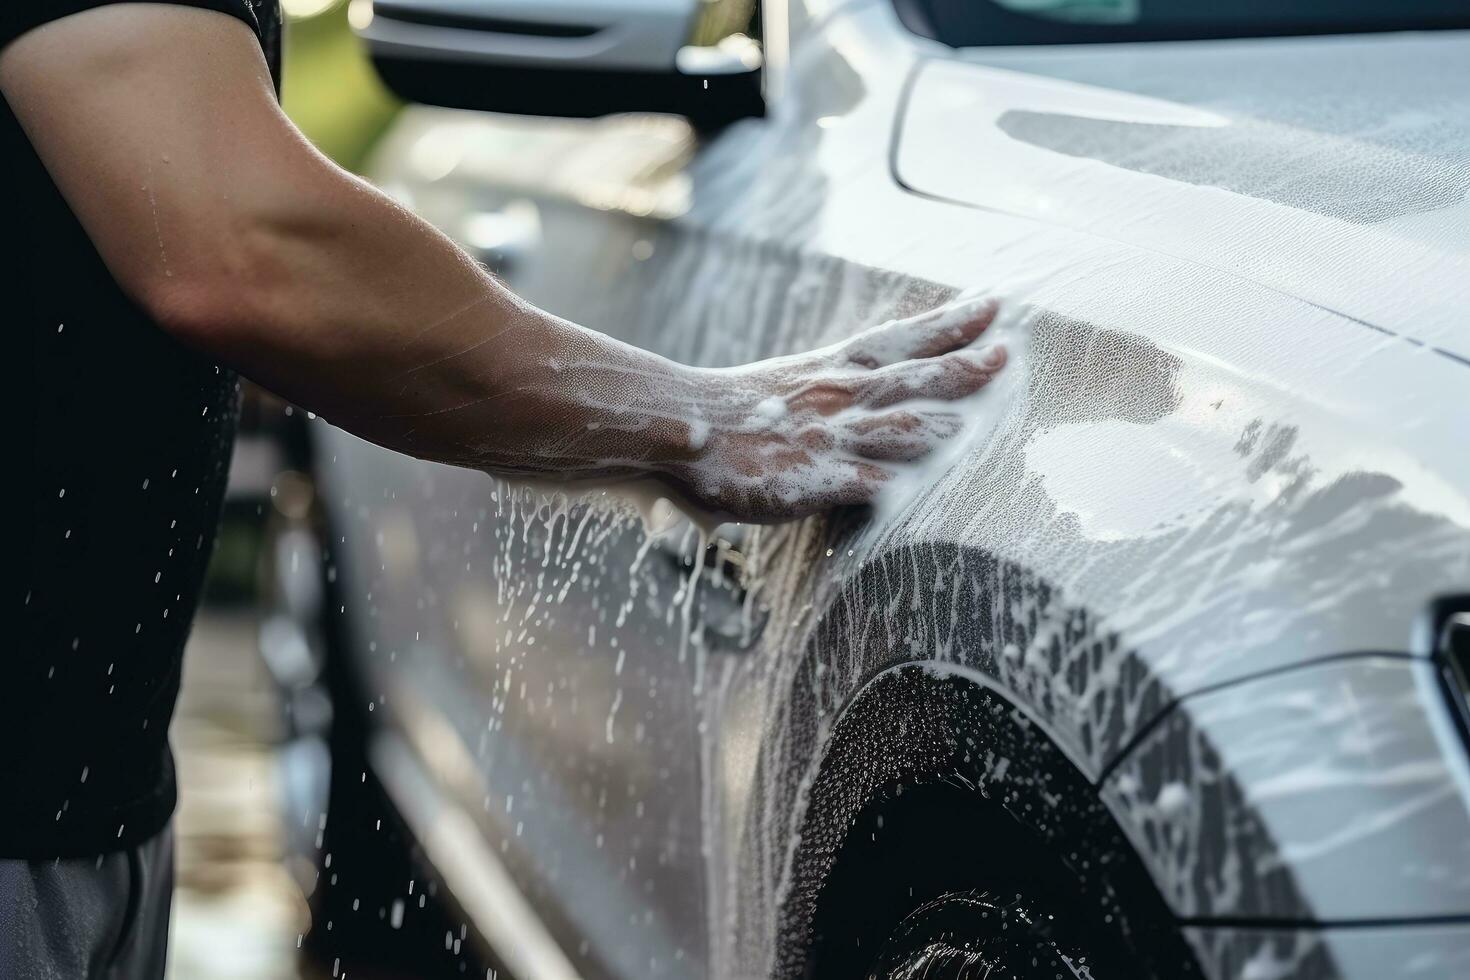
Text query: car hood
895 29 1470 364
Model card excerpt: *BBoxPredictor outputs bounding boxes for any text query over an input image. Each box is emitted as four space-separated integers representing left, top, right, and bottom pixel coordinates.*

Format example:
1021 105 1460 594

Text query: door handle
655 531 767 652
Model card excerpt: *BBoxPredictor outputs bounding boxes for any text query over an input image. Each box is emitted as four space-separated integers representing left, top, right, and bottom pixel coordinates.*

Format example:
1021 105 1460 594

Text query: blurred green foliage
282 1 402 173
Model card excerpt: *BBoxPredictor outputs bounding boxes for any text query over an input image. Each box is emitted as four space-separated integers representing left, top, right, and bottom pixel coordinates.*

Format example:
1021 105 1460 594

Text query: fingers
786 380 855 417
682 297 1012 523
854 344 1006 408
844 298 998 367
905 300 1000 359
812 460 892 510
844 434 935 463
777 338 1003 422
842 410 962 462
691 456 889 523
775 302 1005 417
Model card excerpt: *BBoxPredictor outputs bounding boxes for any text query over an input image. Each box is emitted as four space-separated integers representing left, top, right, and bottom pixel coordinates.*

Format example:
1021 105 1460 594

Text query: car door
314 137 718 973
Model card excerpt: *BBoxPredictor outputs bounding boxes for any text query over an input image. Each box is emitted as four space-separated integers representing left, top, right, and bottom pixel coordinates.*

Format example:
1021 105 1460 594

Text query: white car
282 1 1470 977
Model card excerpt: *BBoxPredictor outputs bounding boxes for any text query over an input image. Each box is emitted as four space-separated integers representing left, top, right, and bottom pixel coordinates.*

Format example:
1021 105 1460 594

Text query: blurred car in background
265 0 1470 977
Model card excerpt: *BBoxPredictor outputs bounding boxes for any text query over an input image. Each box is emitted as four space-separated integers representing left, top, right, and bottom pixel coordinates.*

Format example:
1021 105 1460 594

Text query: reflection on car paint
317 1 1470 977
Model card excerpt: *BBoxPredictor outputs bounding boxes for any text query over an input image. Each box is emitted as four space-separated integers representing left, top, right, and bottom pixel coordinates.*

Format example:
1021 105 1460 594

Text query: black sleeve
1 0 263 52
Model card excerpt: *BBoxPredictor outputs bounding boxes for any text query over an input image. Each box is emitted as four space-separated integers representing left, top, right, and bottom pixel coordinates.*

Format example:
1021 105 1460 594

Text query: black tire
869 889 1101 980
793 673 1203 980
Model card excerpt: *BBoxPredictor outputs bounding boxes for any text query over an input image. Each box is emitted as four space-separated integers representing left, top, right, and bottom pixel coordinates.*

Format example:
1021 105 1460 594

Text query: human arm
0 4 1005 522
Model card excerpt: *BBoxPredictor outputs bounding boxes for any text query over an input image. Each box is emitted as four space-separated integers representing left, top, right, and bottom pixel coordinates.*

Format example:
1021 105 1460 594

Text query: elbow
134 224 296 358
140 275 243 351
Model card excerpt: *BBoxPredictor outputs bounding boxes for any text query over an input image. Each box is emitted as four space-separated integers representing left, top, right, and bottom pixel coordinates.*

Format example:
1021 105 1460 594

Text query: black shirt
4 0 281 858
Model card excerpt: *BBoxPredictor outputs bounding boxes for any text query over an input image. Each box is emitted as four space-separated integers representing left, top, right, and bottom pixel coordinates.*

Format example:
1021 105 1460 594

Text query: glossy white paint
371 731 583 980
333 0 1470 976
898 33 1470 361
1184 923 1470 980
1104 657 1470 920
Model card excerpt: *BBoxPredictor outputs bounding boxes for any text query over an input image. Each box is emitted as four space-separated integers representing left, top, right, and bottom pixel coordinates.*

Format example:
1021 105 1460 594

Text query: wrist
630 363 738 490
649 366 716 470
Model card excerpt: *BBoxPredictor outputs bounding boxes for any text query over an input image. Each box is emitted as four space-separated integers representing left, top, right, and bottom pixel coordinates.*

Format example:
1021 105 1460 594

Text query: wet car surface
286 1 1470 977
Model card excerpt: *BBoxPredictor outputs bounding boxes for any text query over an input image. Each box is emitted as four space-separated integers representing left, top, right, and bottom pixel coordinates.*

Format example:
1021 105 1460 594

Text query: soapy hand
660 298 1006 523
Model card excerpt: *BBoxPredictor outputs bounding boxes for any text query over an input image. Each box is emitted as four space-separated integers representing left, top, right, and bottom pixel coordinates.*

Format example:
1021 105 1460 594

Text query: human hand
660 298 1007 523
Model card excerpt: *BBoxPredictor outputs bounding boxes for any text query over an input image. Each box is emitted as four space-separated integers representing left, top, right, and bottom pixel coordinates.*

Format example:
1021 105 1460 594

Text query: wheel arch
771 660 1204 979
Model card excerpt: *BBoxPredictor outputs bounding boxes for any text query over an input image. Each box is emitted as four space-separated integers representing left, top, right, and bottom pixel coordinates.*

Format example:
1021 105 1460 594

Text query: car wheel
868 889 1103 980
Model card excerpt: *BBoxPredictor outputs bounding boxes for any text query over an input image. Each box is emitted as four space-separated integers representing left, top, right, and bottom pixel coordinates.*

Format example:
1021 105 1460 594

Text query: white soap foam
499 289 1025 552
864 290 1032 548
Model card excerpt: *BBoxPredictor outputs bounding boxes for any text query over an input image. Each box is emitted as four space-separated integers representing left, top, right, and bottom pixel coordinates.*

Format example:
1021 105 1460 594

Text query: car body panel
896 31 1470 363
319 0 1470 976
1103 655 1470 920
315 426 710 977
1184 923 1470 980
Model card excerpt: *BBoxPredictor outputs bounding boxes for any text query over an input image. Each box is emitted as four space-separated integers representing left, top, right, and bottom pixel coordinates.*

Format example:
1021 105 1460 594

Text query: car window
895 0 1470 47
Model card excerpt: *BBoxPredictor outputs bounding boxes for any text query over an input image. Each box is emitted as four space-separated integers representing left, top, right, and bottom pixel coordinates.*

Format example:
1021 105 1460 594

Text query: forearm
183 164 706 481
139 148 1008 521
0 5 703 482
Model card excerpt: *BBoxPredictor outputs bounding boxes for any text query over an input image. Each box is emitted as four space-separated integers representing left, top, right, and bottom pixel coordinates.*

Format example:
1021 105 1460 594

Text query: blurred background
167 3 400 976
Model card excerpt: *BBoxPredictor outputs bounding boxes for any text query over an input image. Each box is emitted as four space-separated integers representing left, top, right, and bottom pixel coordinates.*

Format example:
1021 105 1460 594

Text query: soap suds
498 290 1022 553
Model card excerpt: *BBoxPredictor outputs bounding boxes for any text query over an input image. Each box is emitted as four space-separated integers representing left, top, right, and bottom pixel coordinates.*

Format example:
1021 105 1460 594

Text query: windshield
895 0 1470 47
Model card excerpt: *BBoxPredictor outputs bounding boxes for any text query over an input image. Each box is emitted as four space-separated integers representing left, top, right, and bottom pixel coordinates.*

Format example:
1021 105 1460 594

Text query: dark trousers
0 822 174 979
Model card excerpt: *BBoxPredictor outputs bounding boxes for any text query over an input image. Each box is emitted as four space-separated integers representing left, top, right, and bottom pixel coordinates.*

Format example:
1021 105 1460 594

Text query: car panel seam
1093 650 1420 788
1176 912 1470 931
887 58 1470 372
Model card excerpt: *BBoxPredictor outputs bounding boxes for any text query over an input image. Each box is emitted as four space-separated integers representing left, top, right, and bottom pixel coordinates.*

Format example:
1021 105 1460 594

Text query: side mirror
351 0 764 128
